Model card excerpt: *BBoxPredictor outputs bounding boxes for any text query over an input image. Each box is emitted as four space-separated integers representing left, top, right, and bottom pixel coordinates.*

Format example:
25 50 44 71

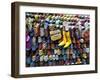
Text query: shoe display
25 12 90 67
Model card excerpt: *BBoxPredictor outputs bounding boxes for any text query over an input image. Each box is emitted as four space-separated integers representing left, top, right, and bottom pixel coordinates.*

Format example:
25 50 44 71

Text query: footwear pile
26 12 90 67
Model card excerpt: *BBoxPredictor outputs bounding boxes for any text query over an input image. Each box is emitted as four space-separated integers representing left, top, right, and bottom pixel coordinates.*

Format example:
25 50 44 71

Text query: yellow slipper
58 31 67 46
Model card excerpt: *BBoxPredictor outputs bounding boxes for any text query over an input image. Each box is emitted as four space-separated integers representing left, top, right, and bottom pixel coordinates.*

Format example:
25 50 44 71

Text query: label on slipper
50 30 61 41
